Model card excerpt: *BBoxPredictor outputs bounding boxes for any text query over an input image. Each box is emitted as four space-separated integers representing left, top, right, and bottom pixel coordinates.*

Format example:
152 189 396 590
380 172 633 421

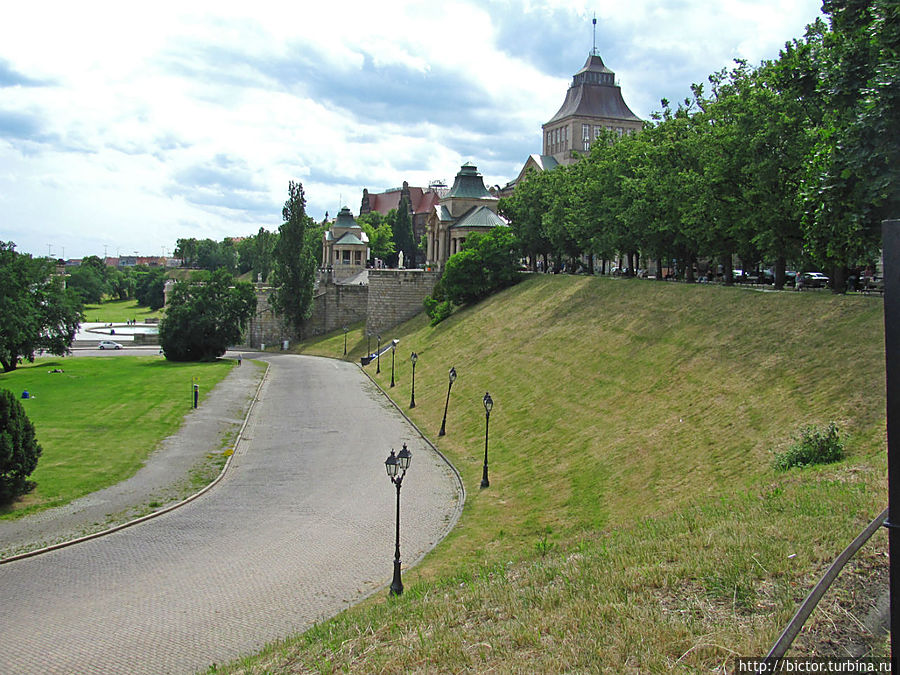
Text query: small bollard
193 383 199 409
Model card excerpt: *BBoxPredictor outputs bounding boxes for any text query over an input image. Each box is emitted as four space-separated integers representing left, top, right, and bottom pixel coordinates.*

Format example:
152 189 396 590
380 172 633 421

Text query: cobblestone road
0 355 463 674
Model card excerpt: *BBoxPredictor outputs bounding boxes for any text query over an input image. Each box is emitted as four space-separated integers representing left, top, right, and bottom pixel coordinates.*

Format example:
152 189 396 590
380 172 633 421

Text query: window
616 127 624 137
594 126 602 140
582 124 590 151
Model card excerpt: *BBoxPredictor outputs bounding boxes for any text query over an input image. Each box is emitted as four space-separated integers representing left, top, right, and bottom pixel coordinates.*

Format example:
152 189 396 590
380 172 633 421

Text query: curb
355 358 467 573
1 359 271 565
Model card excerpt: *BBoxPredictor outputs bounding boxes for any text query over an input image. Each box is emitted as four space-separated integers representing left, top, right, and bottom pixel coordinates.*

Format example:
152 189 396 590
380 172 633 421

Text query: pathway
0 354 463 674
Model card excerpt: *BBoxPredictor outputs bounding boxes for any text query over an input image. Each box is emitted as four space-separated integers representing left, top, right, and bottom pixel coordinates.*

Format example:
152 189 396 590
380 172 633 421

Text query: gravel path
0 352 263 559
0 354 463 674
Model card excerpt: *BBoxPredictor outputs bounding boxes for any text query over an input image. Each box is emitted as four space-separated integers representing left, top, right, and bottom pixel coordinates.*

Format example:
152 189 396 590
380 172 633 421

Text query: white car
98 340 123 350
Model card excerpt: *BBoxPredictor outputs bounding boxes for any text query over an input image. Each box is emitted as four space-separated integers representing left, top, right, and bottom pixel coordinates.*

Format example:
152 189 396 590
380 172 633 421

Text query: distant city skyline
1 1 825 259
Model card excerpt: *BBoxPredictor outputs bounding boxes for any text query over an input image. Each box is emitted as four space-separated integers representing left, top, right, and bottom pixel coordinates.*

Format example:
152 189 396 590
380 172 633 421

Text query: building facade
360 180 447 266
425 163 507 270
321 206 369 282
542 51 643 166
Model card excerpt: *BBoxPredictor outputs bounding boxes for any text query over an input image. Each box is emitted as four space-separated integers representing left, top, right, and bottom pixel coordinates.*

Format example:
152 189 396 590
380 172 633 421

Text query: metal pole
193 383 199 409
390 480 403 595
882 219 900 672
439 380 452 436
390 346 395 388
343 327 348 356
410 359 416 408
481 408 490 488
377 336 381 374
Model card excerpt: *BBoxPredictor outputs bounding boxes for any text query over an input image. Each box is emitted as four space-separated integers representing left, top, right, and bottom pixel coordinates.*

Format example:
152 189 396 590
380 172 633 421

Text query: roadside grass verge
83 298 163 323
0 356 234 517
216 275 888 672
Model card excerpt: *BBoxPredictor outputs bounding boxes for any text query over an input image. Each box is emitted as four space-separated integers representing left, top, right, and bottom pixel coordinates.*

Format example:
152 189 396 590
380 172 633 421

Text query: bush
0 389 43 503
160 269 257 361
773 422 845 470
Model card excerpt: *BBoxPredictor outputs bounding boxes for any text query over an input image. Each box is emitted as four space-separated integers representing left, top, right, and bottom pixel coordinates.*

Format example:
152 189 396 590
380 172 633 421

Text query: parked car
800 272 830 288
98 340 123 350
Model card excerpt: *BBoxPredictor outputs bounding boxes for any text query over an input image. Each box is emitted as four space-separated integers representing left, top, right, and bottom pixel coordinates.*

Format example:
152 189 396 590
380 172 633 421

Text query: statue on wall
398 251 404 269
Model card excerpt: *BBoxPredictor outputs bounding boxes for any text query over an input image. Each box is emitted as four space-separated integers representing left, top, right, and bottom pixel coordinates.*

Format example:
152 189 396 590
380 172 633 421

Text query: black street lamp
481 392 493 488
376 334 382 374
385 443 412 596
343 325 349 356
390 339 398 387
438 366 457 437
409 352 418 408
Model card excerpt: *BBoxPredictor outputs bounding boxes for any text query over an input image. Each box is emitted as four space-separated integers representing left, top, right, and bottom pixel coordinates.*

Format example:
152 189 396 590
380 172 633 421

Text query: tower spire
591 14 599 56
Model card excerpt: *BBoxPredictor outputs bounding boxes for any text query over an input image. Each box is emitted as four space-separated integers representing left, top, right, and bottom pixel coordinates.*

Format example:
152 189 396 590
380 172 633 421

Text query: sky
0 0 826 260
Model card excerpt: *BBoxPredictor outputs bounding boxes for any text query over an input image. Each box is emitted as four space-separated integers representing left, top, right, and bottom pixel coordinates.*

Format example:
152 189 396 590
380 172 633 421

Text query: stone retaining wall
366 270 440 335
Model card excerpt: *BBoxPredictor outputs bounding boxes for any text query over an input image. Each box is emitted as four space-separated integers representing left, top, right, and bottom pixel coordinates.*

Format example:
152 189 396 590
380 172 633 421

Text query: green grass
0 356 234 517
212 277 891 671
83 298 163 323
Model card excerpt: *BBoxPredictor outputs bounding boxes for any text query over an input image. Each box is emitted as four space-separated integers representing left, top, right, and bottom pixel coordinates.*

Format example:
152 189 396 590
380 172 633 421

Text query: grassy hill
224 275 888 672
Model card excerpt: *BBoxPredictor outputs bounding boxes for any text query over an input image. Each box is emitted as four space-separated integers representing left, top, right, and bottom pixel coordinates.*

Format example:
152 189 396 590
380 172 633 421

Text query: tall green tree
270 181 318 333
159 269 256 361
803 0 897 290
392 198 416 267
0 242 83 372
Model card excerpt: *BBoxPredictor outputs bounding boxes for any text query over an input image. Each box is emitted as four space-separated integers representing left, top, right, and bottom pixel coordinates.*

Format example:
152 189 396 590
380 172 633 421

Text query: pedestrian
796 274 802 291
237 354 242 366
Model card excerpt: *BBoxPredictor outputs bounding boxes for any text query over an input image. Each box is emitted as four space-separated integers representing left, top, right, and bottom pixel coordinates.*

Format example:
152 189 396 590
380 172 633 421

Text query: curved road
0 354 463 674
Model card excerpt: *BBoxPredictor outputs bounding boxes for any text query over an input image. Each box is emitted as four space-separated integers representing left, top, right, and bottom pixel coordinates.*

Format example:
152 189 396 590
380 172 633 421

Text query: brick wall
366 270 440 335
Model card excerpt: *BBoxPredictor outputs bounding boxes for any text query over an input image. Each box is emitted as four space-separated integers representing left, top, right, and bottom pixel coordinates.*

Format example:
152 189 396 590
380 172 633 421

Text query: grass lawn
0 356 234 518
83 298 163 323
215 275 889 673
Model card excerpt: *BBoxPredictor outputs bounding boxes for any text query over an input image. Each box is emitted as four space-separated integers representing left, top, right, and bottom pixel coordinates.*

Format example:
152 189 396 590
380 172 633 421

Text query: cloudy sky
1 0 825 260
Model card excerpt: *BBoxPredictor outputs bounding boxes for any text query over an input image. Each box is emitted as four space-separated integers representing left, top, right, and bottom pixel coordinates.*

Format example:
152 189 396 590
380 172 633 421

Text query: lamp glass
449 367 457 383
385 450 399 477
397 444 412 470
411 352 417 364
483 392 493 413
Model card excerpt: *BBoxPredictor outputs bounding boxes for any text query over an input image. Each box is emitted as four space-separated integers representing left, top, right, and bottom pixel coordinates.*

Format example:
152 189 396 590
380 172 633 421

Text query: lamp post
481 392 493 488
376 334 382 374
390 339 398 387
438 367 457 436
343 326 348 356
410 352 418 408
385 443 412 596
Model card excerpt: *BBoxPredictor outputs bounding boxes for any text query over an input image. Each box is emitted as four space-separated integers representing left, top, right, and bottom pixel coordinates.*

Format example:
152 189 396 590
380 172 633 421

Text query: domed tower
542 49 642 166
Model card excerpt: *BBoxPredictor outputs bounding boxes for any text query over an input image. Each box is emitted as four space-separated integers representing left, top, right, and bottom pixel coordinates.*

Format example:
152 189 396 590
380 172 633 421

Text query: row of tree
67 257 167 309
499 0 898 291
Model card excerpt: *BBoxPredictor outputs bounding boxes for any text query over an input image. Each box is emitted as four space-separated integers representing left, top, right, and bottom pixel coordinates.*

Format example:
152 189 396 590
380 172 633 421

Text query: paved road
0 354 463 674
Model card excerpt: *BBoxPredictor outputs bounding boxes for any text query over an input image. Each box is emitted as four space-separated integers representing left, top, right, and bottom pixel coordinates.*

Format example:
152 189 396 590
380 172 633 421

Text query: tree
440 227 521 305
802 0 897 291
175 238 199 268
159 269 257 361
358 211 396 262
132 266 167 310
0 242 83 373
0 389 42 503
393 198 416 267
66 264 108 304
270 181 318 334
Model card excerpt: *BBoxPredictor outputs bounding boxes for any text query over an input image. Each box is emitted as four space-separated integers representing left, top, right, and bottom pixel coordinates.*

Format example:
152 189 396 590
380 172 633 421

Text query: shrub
773 422 845 470
0 389 43 503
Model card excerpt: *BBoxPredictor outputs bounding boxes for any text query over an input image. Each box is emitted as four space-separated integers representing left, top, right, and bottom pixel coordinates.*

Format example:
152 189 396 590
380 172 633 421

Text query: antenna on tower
591 13 600 56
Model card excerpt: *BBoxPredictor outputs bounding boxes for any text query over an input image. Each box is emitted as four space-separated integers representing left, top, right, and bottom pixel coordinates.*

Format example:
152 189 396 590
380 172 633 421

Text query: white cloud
0 0 824 258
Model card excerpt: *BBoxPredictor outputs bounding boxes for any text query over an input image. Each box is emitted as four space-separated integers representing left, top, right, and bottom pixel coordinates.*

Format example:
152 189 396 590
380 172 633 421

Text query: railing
766 507 888 661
